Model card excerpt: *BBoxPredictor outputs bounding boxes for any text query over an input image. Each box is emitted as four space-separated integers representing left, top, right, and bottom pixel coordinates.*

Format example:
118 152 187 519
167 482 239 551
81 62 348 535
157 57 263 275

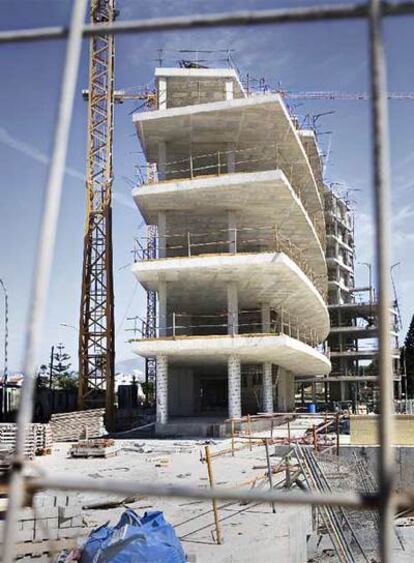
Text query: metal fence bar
2 3 414 43
27 473 374 510
0 0 88 560
368 1 395 561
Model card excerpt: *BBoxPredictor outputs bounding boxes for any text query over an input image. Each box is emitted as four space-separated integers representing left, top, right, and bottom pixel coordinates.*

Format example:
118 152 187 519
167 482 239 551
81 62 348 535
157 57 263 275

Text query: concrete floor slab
130 333 331 376
132 251 329 338
133 169 326 281
133 94 323 218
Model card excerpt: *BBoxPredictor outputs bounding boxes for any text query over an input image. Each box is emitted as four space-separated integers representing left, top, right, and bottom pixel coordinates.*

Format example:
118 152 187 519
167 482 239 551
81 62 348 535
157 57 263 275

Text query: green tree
403 314 414 397
49 343 77 390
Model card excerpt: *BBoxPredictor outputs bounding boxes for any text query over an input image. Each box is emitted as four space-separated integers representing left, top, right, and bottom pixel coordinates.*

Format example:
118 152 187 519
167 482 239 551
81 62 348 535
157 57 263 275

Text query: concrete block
70 516 83 528
19 508 34 521
16 528 35 542
57 526 85 540
58 506 81 520
33 525 59 541
59 517 74 529
21 520 35 532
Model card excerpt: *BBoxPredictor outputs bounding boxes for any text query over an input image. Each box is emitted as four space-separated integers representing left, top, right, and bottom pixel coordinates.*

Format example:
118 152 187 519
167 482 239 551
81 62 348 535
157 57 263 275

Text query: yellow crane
78 0 116 426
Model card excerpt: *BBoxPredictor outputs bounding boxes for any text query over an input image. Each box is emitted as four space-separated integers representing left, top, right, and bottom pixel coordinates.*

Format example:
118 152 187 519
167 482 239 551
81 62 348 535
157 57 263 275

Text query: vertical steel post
205 445 223 544
264 439 276 513
369 2 395 561
1 0 88 560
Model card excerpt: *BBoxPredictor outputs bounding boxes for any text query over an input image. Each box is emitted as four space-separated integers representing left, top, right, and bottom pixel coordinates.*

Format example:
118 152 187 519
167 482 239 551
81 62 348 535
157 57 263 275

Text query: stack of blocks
0 492 88 562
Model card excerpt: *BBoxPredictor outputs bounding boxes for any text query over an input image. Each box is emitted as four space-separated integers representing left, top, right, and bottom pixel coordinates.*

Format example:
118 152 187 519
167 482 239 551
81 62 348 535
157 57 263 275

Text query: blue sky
0 0 413 373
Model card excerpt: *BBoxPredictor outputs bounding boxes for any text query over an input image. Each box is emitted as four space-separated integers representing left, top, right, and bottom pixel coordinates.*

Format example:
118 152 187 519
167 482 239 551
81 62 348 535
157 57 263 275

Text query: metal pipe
2 3 414 43
27 472 375 509
1 0 88 560
369 1 395 561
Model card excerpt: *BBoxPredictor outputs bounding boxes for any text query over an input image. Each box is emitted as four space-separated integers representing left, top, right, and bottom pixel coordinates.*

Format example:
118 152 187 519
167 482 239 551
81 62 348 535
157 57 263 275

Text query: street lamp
0 279 8 419
358 262 373 303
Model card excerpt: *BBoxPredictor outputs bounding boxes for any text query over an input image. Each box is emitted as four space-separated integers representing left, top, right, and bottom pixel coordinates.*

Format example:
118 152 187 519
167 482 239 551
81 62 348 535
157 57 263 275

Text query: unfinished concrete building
324 190 401 404
130 66 331 430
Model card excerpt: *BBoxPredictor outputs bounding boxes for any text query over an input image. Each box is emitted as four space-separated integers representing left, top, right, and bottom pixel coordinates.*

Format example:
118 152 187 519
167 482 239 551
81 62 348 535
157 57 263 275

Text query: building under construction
129 64 331 432
323 189 402 406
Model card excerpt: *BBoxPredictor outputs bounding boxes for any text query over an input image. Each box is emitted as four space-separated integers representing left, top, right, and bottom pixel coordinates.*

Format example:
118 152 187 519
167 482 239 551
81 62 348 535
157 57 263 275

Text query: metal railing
136 143 325 227
0 1 407 561
126 307 325 349
132 224 328 301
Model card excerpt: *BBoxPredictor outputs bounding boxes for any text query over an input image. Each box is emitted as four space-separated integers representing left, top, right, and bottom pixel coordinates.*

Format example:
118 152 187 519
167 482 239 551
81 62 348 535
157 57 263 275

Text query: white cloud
0 126 135 211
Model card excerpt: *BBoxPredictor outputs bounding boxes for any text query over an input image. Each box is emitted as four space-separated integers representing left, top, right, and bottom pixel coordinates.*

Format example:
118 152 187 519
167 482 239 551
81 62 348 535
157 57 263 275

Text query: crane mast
78 0 115 425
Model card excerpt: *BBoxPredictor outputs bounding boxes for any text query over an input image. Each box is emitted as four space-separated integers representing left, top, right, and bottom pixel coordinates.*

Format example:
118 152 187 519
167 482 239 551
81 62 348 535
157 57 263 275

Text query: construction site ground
33 416 414 562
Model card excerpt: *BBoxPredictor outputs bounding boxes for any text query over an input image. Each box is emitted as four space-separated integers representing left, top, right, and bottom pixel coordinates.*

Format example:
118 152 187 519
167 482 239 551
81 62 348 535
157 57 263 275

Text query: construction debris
69 438 116 458
0 423 52 459
50 409 105 442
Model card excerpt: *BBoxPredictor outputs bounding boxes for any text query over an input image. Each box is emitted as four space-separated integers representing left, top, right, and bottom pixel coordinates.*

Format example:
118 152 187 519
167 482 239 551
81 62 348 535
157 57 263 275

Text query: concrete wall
339 445 414 490
277 368 295 412
350 415 414 445
168 367 194 416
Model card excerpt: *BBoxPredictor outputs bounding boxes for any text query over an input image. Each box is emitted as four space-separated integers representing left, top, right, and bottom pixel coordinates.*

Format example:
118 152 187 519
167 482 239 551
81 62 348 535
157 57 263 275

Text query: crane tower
78 0 116 425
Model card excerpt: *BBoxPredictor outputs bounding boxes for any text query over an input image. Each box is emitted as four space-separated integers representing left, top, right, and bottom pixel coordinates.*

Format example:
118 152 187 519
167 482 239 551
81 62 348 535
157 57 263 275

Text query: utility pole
0 279 8 419
78 0 116 427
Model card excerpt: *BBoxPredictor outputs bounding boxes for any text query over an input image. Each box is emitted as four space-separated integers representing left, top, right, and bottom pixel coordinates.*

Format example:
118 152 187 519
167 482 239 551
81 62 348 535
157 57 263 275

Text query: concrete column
156 355 168 424
158 281 167 337
261 302 271 333
228 354 241 418
311 382 317 404
340 381 346 402
227 282 238 335
276 368 295 412
228 211 237 253
158 77 167 110
227 143 236 173
157 211 167 258
262 363 273 413
225 80 234 101
158 142 167 180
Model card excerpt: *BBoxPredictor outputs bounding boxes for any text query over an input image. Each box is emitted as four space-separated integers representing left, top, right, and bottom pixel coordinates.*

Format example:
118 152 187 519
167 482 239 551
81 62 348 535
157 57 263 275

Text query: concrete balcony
133 169 326 280
133 94 323 219
130 333 331 376
327 256 354 274
131 251 330 340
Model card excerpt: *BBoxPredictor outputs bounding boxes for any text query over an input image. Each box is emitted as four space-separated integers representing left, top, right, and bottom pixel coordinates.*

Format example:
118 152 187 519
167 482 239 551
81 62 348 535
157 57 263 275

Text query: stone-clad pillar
156 355 168 424
228 354 241 419
262 362 273 413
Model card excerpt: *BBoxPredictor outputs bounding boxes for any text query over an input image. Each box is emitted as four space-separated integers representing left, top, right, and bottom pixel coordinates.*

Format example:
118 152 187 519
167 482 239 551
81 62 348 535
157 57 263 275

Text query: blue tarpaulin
80 509 186 562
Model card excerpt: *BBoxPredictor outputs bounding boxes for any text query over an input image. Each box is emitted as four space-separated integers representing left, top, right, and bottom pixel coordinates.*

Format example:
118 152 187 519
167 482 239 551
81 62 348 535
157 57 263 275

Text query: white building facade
130 67 331 427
